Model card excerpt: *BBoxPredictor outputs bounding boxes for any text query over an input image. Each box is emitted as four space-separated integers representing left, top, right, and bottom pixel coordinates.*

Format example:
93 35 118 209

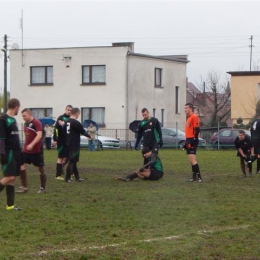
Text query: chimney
112 42 134 52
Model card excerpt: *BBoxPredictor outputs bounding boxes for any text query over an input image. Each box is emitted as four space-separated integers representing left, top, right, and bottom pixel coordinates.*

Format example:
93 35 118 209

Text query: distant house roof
227 71 260 76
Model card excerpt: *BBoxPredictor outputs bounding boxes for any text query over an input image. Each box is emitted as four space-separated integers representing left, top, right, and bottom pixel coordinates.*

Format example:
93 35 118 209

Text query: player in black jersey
65 108 91 183
135 108 163 165
0 98 22 210
234 130 255 177
53 105 73 180
115 147 164 182
250 116 260 173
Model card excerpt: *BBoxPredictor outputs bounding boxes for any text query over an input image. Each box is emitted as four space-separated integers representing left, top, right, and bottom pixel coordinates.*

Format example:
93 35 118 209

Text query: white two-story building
9 42 188 129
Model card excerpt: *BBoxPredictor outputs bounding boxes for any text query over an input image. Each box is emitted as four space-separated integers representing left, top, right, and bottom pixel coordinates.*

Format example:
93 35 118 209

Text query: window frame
30 66 53 86
175 86 180 114
30 108 53 119
81 107 106 127
155 68 162 87
82 65 106 85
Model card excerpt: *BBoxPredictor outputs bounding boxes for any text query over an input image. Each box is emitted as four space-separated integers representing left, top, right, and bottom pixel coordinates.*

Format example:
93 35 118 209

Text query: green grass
1 148 260 260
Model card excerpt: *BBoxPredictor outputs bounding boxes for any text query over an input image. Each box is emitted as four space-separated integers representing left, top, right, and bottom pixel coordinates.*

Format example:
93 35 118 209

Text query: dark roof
129 53 189 63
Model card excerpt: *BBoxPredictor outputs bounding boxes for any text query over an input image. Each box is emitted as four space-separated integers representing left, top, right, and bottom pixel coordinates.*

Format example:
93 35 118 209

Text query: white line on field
31 224 252 256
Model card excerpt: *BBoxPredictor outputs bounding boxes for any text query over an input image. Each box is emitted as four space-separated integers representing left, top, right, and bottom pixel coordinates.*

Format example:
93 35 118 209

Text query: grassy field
1 148 260 260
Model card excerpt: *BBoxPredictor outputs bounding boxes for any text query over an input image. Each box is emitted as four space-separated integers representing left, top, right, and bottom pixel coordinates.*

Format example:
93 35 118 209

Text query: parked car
80 134 120 149
161 127 206 149
210 128 251 149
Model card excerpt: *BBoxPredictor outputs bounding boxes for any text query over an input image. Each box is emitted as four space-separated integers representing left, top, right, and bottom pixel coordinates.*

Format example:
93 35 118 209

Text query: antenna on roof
20 9 24 66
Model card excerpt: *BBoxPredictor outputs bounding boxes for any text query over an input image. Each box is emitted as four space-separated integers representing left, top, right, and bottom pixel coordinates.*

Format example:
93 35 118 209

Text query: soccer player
16 108 46 194
0 98 23 210
184 103 203 182
115 146 164 181
52 105 73 180
250 116 260 173
65 108 91 183
234 130 254 177
134 108 163 165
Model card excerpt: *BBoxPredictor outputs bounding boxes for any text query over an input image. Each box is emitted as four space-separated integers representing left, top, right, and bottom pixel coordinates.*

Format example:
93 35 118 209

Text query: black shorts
186 138 198 155
145 169 163 180
57 144 69 159
68 150 80 163
22 152 44 167
253 139 260 154
144 142 159 155
1 150 21 177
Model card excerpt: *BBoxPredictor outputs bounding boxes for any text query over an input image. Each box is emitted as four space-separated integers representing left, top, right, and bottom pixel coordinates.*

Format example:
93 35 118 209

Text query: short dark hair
66 105 73 109
141 108 149 113
21 108 31 114
142 147 150 155
71 107 80 115
8 98 20 109
185 103 194 109
238 130 245 135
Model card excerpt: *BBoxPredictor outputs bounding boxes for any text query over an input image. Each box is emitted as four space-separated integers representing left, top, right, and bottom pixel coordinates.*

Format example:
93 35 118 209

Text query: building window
161 109 164 127
82 65 106 85
155 68 162 87
82 107 105 127
175 86 180 114
30 66 53 85
153 108 156 117
30 108 53 119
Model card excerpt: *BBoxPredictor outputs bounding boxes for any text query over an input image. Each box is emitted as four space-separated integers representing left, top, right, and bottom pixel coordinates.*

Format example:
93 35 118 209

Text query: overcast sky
1 0 260 91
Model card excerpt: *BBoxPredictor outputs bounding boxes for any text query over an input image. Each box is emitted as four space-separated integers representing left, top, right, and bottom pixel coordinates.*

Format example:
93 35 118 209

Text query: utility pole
2 35 8 112
249 35 253 71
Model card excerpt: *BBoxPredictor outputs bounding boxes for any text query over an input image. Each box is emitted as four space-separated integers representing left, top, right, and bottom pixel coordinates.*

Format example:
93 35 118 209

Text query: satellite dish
11 43 19 49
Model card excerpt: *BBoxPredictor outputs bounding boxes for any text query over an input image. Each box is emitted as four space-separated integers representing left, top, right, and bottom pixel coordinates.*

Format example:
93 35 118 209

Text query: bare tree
196 70 231 127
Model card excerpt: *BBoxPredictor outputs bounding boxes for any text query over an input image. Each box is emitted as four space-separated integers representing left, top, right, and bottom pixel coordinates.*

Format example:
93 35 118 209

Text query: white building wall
10 47 128 128
128 56 186 129
9 45 187 130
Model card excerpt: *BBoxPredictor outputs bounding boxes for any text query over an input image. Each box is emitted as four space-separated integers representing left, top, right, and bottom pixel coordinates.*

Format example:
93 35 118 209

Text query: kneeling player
115 147 163 181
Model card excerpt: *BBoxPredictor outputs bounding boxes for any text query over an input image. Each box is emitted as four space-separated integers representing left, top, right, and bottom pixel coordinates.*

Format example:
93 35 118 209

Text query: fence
18 124 235 150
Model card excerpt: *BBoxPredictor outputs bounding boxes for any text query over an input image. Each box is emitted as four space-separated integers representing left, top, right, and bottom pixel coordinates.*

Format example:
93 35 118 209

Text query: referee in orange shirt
184 103 203 182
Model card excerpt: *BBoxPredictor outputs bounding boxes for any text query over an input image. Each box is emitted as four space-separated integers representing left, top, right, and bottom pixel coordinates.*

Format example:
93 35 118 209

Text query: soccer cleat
55 176 64 180
37 187 46 194
65 179 73 183
189 178 195 182
6 205 23 211
114 175 131 182
75 178 84 182
198 178 203 183
16 186 29 193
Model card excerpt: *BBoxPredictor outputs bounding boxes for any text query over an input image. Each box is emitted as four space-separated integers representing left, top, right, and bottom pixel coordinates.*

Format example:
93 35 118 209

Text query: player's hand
182 143 187 150
0 154 8 165
159 140 163 148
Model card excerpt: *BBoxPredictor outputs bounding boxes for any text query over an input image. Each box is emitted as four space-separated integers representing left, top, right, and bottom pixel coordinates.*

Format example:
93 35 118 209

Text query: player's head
65 105 73 116
70 107 80 119
141 108 150 120
21 108 33 123
8 98 20 115
238 130 246 140
184 103 194 116
142 147 151 157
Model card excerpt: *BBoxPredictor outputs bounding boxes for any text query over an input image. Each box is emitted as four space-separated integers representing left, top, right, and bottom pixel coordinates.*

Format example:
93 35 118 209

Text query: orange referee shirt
185 113 200 138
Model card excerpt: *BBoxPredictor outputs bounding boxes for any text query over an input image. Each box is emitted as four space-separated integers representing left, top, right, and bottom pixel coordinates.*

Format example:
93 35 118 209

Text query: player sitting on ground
115 147 164 181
